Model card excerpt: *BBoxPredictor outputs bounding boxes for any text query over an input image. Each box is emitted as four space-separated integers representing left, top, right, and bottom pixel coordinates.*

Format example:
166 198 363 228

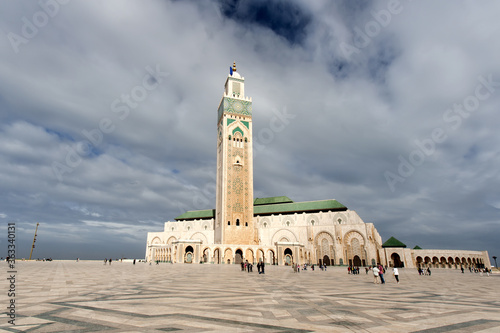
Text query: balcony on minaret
224 70 252 102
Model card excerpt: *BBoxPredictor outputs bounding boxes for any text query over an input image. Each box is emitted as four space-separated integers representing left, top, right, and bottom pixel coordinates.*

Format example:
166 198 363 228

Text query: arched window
245 222 248 226
228 135 231 140
227 221 230 226
236 219 240 226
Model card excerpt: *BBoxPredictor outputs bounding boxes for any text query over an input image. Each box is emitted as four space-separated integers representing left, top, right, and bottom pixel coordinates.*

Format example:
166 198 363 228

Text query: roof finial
232 61 237 72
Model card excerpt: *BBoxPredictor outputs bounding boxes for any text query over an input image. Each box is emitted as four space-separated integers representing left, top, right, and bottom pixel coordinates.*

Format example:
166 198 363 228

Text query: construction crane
29 223 39 260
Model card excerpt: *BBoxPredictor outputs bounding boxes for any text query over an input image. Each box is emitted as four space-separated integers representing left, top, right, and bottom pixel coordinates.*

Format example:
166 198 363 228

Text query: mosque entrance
235 249 243 264
284 248 293 265
391 253 403 267
352 255 362 267
185 246 194 264
214 248 221 264
323 255 330 266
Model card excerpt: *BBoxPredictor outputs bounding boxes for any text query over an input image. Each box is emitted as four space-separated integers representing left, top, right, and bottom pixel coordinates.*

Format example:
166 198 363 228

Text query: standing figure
378 264 385 284
393 267 399 283
372 266 380 284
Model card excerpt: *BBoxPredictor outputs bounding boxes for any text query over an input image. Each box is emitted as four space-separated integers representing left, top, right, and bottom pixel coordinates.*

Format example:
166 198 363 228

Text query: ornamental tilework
223 97 252 117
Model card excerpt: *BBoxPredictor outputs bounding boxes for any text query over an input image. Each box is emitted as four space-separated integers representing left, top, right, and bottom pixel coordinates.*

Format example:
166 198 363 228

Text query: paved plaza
1 261 500 332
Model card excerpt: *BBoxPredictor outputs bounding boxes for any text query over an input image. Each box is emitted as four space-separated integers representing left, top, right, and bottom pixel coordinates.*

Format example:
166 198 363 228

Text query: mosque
145 64 490 269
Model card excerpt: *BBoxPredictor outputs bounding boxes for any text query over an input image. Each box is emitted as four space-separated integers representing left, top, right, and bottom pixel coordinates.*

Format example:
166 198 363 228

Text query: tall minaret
215 62 255 245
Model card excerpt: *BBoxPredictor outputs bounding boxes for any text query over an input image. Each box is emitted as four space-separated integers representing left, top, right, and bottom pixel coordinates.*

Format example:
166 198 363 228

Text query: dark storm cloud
216 0 312 45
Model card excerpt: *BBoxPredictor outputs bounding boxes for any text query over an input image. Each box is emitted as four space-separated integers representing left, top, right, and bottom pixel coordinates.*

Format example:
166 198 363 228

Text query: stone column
277 246 283 265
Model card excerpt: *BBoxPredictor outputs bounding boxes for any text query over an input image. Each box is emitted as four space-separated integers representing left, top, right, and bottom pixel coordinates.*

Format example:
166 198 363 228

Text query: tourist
427 267 431 276
261 262 265 274
241 261 244 271
133 259 136 265
109 258 112 265
378 264 385 284
372 266 380 283
393 267 399 283
365 267 369 274
104 258 107 265
461 266 464 273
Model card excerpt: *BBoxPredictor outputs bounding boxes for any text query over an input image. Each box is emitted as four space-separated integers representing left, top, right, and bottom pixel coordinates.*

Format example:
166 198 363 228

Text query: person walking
393 267 399 283
378 264 385 284
372 266 380 284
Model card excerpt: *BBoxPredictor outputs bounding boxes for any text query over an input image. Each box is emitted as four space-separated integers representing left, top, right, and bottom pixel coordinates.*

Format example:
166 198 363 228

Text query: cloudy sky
1 0 499 261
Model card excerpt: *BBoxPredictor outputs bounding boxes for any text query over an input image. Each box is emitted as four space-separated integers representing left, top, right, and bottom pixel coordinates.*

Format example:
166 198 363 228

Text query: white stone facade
146 209 385 266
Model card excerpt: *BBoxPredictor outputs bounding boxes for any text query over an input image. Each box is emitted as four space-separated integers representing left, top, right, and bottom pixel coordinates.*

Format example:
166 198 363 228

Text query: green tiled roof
382 236 407 248
254 199 347 215
413 245 422 249
175 197 347 221
253 196 294 206
175 209 215 221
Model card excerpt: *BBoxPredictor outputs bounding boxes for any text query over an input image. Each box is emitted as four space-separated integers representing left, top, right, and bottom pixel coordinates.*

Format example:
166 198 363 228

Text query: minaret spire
232 61 237 72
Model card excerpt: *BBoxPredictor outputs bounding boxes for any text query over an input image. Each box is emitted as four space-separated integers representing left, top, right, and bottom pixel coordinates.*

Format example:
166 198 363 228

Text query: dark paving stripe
411 319 500 333
49 302 313 332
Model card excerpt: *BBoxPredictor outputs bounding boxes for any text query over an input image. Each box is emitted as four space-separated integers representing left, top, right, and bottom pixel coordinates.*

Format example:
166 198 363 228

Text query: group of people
371 264 400 284
465 266 491 275
417 267 431 276
240 260 266 274
292 263 328 272
348 266 361 274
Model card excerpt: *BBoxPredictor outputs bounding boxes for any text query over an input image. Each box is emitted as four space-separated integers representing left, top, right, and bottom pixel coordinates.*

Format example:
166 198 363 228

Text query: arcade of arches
147 234 490 269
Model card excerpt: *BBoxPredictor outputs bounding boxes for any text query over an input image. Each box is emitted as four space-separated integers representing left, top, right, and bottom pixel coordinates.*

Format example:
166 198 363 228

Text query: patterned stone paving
1 261 499 332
